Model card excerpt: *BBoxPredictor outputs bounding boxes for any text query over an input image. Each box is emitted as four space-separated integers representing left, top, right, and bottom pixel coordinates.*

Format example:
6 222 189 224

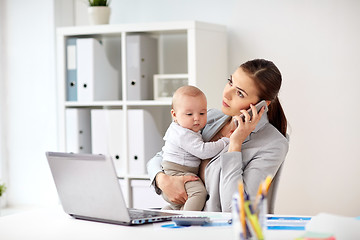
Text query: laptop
46 151 180 225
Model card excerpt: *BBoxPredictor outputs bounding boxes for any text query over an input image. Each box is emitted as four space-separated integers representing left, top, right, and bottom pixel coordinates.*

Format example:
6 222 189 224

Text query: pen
237 181 247 239
267 216 312 221
267 216 311 226
244 201 264 240
245 218 257 238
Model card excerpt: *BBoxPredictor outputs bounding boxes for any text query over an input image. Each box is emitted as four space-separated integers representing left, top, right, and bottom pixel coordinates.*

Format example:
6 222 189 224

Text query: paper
305 213 360 240
296 231 335 240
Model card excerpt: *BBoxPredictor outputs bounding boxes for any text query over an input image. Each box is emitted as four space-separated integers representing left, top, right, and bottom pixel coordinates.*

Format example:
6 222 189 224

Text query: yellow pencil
254 181 263 212
238 181 246 239
262 175 273 196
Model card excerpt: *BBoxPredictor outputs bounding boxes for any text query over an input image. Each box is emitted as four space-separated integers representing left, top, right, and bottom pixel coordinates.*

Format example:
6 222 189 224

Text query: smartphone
234 100 268 127
172 216 210 226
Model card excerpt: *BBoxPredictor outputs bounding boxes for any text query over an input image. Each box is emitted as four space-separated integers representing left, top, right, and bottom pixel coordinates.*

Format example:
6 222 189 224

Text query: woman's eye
236 91 244 98
228 76 244 98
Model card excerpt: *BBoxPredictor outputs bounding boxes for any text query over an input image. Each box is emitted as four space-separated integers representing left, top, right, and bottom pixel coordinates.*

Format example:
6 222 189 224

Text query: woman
147 59 289 212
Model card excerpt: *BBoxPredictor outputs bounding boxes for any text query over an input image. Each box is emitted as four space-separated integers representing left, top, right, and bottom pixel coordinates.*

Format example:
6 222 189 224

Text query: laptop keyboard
129 209 160 219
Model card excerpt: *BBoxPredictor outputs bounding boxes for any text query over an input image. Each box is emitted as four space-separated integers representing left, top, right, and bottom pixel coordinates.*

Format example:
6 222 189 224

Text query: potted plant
0 181 6 213
88 0 111 25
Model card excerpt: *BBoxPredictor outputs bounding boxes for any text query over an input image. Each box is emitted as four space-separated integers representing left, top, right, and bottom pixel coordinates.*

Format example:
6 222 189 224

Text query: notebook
46 152 180 225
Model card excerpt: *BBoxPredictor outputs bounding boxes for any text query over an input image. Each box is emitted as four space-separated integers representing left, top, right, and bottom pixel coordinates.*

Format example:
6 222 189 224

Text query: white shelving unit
56 21 227 208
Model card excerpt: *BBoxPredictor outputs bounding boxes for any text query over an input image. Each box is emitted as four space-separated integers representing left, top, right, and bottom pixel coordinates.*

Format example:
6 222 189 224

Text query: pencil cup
232 192 267 240
257 197 267 238
232 193 246 240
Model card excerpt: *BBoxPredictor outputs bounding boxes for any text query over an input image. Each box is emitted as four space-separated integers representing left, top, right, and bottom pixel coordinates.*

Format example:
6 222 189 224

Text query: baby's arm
180 133 229 159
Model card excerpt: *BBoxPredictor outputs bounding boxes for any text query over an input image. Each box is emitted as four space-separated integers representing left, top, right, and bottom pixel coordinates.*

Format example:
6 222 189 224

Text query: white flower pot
88 6 111 25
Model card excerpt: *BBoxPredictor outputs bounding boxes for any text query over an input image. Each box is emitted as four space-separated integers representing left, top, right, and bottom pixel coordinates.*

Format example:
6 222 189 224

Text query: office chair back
266 163 284 214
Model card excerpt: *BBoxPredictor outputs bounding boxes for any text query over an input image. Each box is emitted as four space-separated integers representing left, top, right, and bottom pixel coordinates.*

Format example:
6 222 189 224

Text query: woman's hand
156 172 199 205
228 104 266 152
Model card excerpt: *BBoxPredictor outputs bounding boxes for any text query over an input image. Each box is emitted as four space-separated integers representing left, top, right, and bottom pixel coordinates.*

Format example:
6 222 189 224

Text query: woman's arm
146 151 199 205
219 137 288 212
146 151 163 192
156 173 198 205
218 105 286 212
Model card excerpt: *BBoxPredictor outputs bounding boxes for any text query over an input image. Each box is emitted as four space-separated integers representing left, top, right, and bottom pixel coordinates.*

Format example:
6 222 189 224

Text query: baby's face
172 95 207 132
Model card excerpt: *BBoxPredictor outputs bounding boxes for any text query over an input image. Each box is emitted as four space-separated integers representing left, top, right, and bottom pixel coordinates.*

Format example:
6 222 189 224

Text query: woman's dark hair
240 59 287 137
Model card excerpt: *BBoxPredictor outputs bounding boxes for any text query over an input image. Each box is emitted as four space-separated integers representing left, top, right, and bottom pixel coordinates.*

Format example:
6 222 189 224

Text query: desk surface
0 206 305 240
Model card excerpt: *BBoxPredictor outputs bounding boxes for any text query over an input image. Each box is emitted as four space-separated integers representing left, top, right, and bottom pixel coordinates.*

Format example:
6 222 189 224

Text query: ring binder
126 35 158 100
77 38 119 101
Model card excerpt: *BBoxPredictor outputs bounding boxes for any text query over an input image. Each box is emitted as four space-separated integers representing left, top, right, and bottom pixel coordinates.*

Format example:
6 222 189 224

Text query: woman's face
222 67 260 117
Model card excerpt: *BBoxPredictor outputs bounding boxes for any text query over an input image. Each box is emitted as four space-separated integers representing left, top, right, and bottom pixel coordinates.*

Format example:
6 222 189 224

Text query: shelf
65 100 171 108
65 101 123 107
126 100 171 106
116 175 149 180
57 21 227 209
125 175 150 180
57 21 227 37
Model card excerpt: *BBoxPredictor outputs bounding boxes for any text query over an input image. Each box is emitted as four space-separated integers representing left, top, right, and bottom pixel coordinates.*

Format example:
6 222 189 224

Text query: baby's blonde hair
171 85 206 110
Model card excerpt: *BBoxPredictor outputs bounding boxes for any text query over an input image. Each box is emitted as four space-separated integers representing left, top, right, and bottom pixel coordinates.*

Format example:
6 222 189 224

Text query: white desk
0 206 305 240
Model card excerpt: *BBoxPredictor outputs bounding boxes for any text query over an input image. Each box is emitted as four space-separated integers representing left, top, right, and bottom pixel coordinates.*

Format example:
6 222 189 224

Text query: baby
161 85 229 211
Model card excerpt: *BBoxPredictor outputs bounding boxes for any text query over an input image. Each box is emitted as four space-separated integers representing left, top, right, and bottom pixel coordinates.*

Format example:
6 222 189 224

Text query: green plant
0 183 6 197
88 0 110 6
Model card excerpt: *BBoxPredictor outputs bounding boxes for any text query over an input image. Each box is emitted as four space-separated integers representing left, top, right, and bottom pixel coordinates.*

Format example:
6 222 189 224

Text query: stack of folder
232 176 273 240
65 108 92 154
66 37 119 102
90 109 164 176
126 34 158 100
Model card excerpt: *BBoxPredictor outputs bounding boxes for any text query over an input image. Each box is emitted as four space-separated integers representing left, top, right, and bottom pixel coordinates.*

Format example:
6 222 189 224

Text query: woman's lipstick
222 100 229 107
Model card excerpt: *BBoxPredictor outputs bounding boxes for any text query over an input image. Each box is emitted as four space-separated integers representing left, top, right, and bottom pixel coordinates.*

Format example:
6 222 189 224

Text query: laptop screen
47 152 131 223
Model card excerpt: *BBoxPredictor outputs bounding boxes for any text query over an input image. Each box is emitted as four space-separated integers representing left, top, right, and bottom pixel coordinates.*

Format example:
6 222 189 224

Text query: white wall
227 1 360 217
2 0 360 216
1 0 60 206
0 0 7 208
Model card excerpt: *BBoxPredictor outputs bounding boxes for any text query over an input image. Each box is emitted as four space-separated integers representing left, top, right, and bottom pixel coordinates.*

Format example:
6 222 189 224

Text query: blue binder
66 38 77 101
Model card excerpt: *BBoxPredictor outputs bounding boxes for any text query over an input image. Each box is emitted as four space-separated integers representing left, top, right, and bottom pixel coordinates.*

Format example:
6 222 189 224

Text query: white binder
91 109 125 176
77 38 119 101
65 109 91 153
126 35 158 100
131 180 167 209
66 38 78 101
128 109 164 175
